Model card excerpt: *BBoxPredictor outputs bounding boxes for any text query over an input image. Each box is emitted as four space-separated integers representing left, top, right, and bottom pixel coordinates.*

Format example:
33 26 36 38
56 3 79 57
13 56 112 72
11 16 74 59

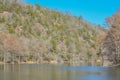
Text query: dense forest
0 0 106 65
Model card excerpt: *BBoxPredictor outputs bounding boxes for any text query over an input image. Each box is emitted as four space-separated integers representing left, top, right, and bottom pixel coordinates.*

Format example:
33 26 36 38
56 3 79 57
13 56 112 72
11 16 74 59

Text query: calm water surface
0 64 120 80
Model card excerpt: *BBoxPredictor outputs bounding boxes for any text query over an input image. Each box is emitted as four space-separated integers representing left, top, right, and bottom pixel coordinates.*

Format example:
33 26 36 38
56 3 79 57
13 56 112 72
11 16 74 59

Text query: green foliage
28 55 34 60
36 3 41 10
0 0 105 65
8 28 15 33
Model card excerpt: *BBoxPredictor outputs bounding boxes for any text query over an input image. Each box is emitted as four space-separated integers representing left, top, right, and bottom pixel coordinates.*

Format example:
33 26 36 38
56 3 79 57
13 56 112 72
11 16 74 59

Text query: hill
0 0 105 65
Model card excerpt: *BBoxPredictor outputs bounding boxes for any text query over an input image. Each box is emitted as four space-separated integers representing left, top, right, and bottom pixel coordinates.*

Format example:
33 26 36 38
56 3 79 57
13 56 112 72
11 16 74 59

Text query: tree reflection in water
0 64 120 80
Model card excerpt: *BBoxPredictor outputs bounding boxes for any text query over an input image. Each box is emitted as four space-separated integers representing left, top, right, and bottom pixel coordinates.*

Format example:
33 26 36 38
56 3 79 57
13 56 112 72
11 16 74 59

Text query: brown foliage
0 32 21 53
106 11 120 28
102 9 120 64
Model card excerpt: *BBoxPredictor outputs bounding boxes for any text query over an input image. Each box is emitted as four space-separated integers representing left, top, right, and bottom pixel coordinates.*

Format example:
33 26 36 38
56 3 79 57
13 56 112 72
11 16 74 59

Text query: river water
0 64 120 80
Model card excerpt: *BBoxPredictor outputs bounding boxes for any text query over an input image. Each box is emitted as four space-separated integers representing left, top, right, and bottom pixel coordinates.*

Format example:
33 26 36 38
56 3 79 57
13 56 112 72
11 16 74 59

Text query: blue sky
24 0 120 27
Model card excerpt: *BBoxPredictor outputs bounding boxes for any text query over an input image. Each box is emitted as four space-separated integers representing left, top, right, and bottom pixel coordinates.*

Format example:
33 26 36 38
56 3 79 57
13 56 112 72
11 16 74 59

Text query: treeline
0 0 105 65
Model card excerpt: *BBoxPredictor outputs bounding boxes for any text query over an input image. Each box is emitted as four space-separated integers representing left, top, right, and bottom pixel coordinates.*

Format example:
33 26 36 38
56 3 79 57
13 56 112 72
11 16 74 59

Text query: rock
103 59 113 67
50 60 57 64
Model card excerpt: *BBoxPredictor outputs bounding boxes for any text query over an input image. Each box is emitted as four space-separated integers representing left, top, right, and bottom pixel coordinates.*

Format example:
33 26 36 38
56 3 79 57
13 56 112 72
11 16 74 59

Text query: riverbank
0 59 102 67
0 60 60 65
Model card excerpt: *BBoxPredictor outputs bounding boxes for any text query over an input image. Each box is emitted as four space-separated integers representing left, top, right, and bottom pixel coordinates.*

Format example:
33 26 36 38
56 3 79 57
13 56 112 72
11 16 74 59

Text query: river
0 64 120 80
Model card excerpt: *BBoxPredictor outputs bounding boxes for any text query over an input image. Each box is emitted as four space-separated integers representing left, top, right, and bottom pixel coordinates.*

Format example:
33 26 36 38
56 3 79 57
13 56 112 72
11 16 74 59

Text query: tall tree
101 9 120 66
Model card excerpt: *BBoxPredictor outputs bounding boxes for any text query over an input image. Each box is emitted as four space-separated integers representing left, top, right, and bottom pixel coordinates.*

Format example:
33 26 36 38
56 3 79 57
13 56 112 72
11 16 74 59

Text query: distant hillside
0 0 105 65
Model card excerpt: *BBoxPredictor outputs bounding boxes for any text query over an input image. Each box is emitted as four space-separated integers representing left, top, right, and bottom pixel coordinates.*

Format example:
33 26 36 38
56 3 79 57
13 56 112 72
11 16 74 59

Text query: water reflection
0 64 120 80
80 75 113 80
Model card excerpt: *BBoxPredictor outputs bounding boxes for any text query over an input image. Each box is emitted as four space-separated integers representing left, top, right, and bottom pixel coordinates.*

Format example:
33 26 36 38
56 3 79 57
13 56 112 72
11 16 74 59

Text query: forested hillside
0 0 105 65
